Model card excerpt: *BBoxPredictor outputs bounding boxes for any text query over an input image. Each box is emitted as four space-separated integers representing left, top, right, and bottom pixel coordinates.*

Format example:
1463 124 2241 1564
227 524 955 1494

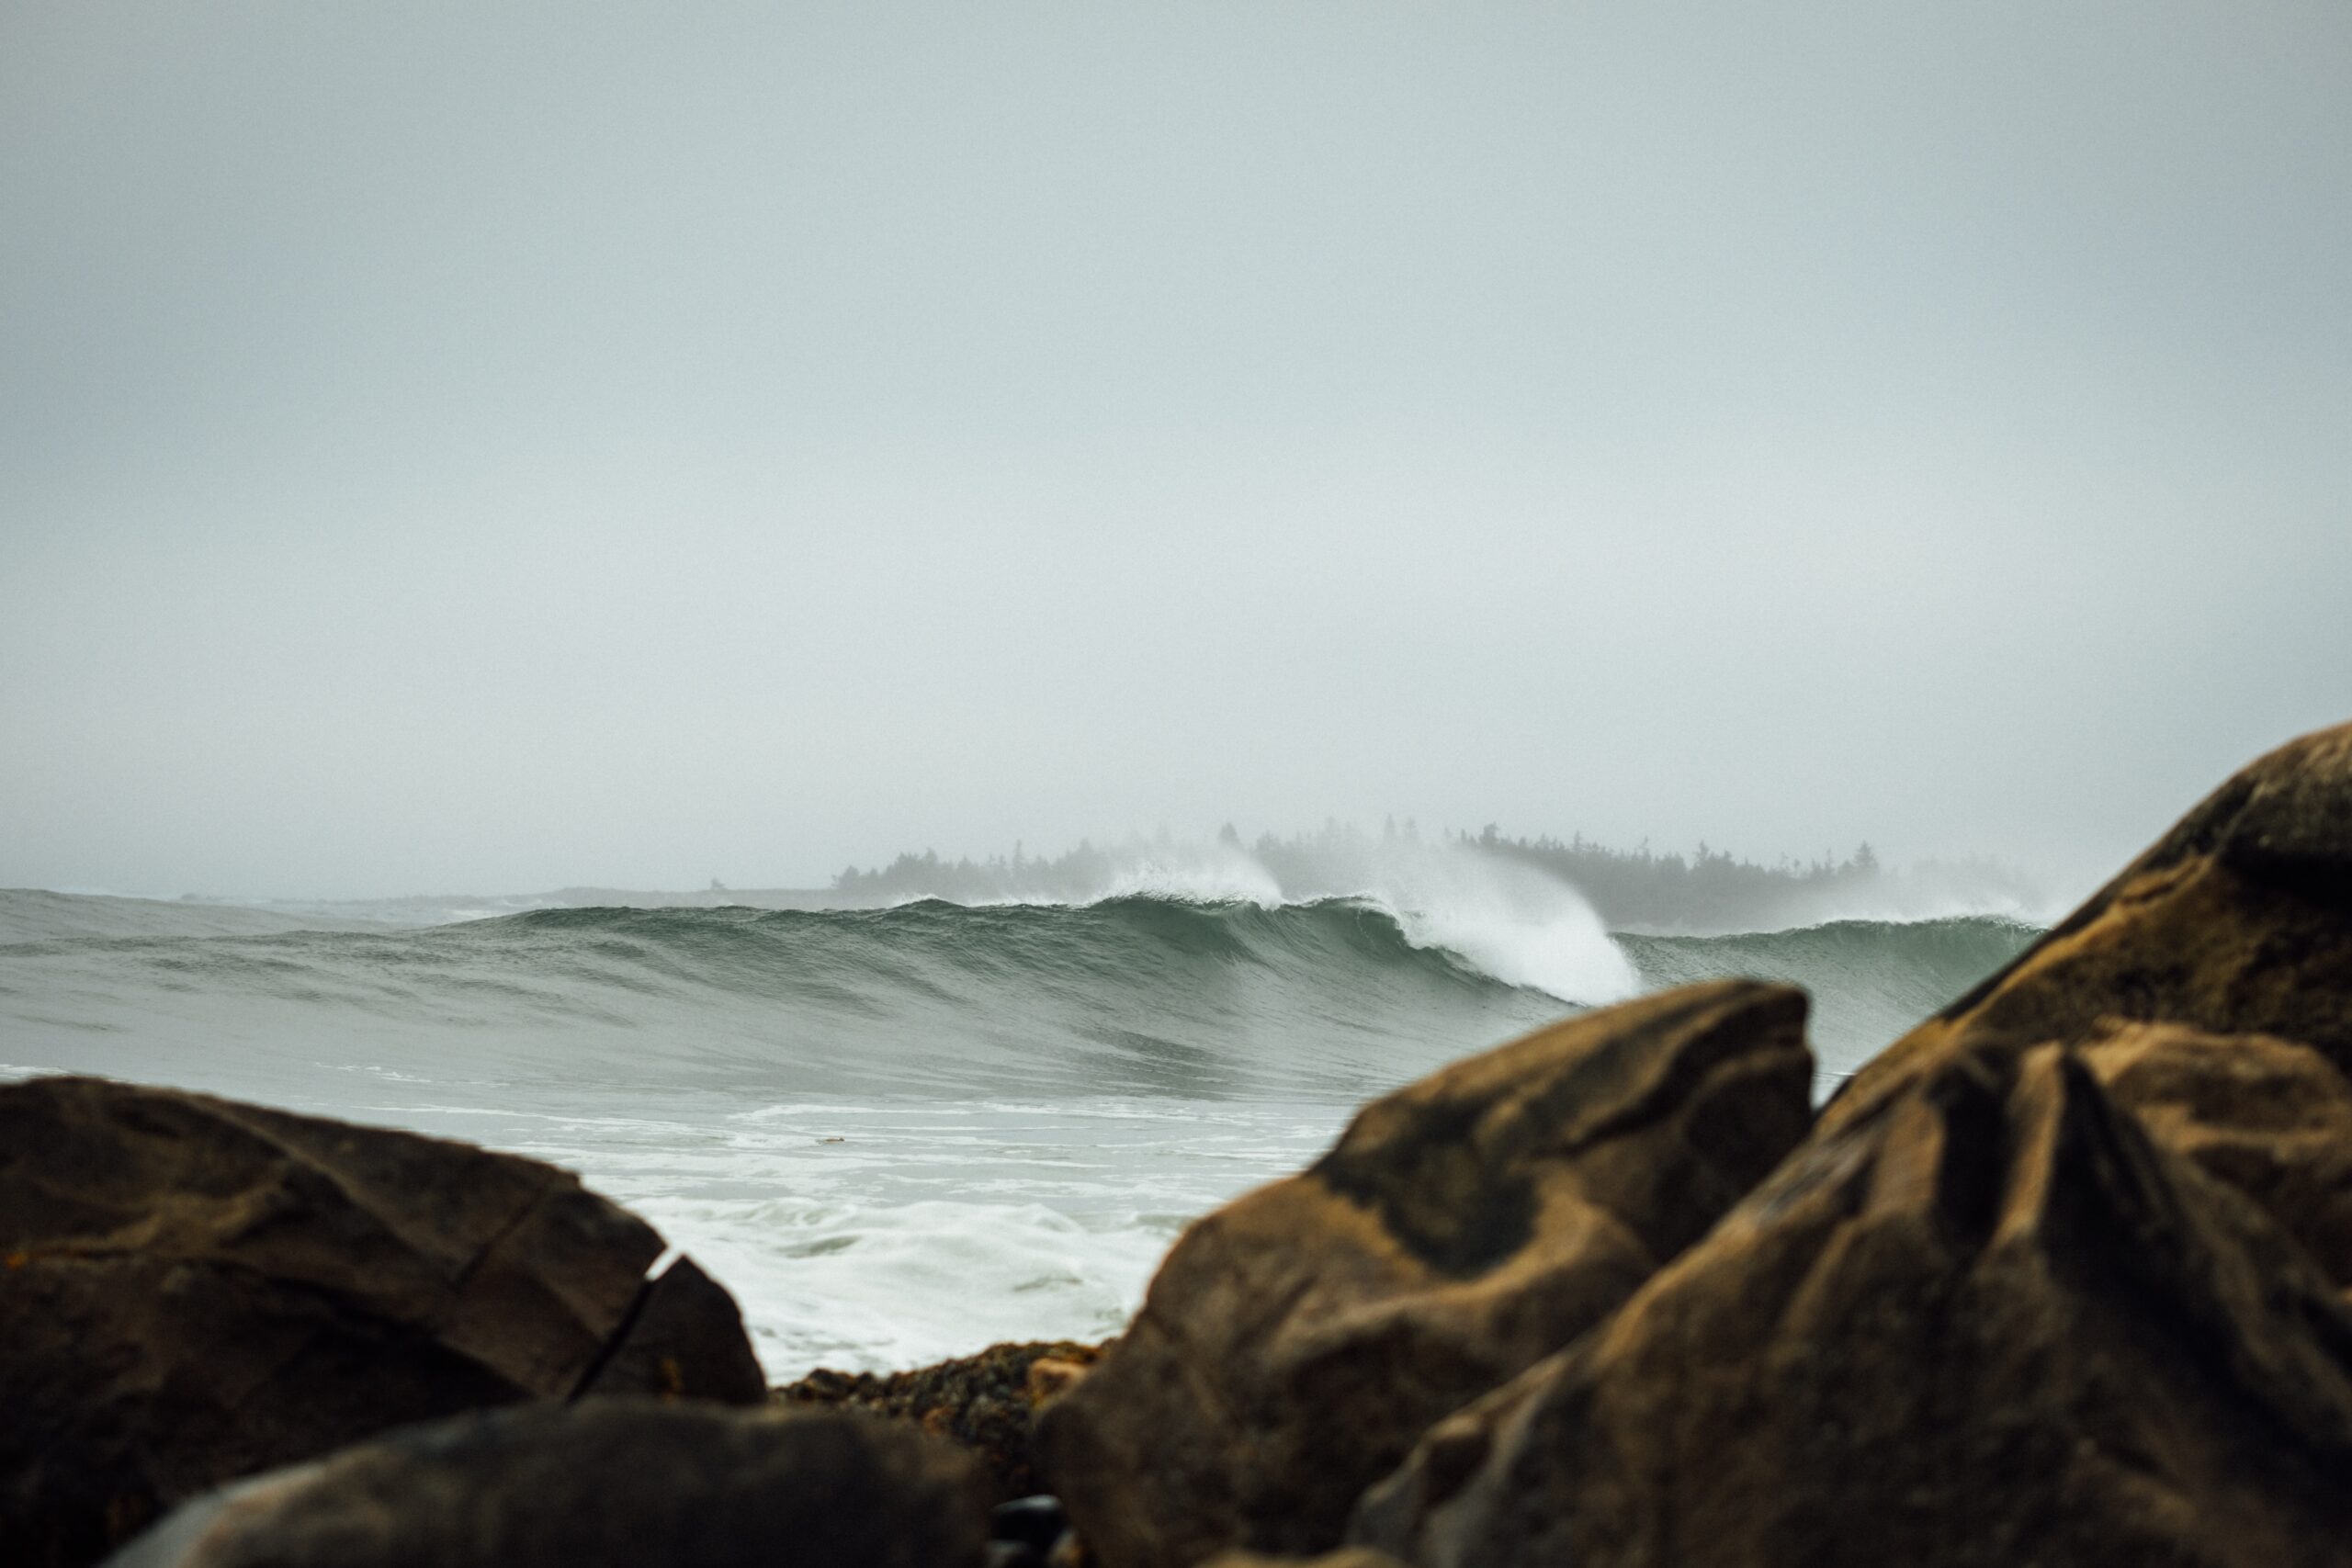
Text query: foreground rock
1354 1044 2352 1568
1831 720 2352 1132
775 1338 1110 1501
104 1399 988 1568
1037 980 1815 1568
0 1077 763 1568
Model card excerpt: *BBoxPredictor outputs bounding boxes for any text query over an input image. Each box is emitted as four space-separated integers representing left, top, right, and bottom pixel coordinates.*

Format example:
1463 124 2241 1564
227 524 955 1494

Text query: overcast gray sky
3 2 2346 900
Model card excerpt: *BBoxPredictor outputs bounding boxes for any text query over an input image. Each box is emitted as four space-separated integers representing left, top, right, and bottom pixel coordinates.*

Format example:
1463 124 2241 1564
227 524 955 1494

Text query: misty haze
3 7 2348 1564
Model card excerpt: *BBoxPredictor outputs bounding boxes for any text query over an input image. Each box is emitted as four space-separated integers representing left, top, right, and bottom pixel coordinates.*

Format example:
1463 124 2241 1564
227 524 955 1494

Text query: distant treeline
831 818 2039 932
831 840 1143 906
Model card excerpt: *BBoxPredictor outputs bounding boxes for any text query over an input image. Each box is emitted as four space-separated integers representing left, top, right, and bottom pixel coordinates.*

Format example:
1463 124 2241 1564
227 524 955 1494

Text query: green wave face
1619 915 2042 1081
0 898 1556 1103
3 895 2038 1103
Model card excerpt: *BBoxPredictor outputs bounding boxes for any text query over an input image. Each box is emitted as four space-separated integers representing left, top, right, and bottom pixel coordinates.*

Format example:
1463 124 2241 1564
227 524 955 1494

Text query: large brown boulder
0 1076 763 1568
1036 980 1815 1568
1353 1044 2352 1568
102 1399 989 1568
1829 720 2352 1133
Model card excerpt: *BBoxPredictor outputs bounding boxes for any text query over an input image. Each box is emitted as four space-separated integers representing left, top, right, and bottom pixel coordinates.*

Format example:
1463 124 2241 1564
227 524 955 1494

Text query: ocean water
0 888 2037 1378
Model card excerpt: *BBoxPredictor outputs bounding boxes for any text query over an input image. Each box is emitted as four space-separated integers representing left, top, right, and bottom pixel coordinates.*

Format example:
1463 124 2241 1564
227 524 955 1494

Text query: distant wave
939 844 1640 1008
2 890 2037 1098
0 896 1566 1103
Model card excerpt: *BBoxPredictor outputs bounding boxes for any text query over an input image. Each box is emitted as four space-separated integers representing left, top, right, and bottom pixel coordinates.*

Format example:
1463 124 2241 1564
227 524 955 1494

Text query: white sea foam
1319 848 1640 1007
634 1195 1177 1372
497 1096 1345 1377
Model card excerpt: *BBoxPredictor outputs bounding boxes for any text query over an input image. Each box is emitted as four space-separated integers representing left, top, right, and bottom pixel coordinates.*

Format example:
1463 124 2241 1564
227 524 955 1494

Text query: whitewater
0 883 2037 1378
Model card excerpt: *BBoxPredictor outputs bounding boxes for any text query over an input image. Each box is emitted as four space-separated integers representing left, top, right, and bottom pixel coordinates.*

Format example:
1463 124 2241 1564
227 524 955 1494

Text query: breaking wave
0 889 2039 1374
0 891 2034 1097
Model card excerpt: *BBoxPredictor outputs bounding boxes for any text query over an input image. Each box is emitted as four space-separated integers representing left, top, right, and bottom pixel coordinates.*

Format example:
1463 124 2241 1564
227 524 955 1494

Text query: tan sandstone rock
1035 979 1815 1568
1352 1044 2352 1568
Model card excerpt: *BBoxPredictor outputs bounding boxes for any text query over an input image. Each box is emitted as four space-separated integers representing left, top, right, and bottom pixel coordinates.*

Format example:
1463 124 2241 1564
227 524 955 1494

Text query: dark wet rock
0 1077 760 1567
990 1494 1070 1551
102 1398 989 1568
576 1254 769 1404
1831 719 2352 1133
776 1338 1111 1502
2083 1020 2352 1291
1353 1045 2352 1568
1035 981 1815 1568
988 1495 1072 1568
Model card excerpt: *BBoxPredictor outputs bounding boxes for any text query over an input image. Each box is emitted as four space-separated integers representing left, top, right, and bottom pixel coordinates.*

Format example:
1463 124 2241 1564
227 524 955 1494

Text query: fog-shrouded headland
829 822 2044 933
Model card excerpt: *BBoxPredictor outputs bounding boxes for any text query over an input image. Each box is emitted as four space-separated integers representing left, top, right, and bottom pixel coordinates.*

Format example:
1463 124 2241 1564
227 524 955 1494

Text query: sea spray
941 836 1641 1008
